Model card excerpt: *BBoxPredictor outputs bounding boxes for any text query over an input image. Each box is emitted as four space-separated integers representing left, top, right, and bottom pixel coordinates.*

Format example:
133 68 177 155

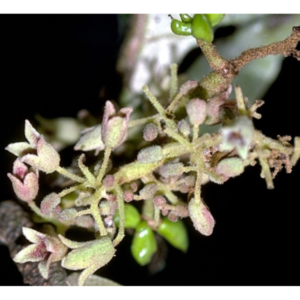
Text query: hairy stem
56 166 85 183
113 186 125 247
96 147 112 187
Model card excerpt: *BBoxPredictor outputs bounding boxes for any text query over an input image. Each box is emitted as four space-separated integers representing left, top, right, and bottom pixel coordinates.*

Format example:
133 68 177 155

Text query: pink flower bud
188 198 215 236
179 80 198 95
13 227 68 280
186 98 207 126
153 195 167 208
101 101 133 149
139 183 157 199
74 125 105 155
123 190 134 202
40 193 61 215
143 123 158 141
7 159 39 202
102 174 115 188
21 136 60 174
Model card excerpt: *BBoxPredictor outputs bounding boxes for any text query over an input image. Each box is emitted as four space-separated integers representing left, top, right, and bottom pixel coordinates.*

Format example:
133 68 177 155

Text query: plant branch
195 26 300 100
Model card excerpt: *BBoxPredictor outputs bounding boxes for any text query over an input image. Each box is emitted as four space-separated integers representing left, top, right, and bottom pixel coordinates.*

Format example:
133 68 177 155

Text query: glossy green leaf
171 19 192 36
114 204 141 229
180 14 193 23
191 14 214 42
157 217 189 252
131 221 157 266
205 14 225 27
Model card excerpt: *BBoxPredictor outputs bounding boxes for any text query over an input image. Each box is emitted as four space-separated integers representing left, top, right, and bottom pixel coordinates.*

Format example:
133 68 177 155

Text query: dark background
1 14 300 286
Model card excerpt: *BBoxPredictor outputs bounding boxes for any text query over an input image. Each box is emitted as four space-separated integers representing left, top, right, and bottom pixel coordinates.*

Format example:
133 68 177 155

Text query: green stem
197 40 228 71
28 201 67 235
142 85 166 116
58 183 85 198
154 205 160 228
113 186 125 247
76 209 91 217
194 170 202 205
90 189 107 236
128 115 157 128
166 92 183 114
56 166 85 183
192 124 199 143
164 127 191 149
96 147 112 187
169 63 178 101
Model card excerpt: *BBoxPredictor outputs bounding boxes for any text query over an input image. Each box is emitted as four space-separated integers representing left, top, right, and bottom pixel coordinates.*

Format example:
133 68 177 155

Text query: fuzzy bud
143 123 158 141
153 195 167 208
216 157 244 179
139 183 157 199
74 125 105 154
76 215 94 228
188 198 215 236
168 211 178 222
102 174 115 188
123 190 134 202
59 208 77 222
177 119 191 137
21 136 60 174
179 80 198 95
137 146 163 163
7 159 39 202
160 162 184 177
101 101 133 149
186 98 207 126
40 193 61 215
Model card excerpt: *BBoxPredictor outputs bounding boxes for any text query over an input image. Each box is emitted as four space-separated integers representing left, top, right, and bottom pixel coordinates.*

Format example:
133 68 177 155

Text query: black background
1 14 300 286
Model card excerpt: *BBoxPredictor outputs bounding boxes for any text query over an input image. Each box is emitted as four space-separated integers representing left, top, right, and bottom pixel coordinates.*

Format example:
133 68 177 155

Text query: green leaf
157 217 189 252
131 221 157 266
114 204 141 229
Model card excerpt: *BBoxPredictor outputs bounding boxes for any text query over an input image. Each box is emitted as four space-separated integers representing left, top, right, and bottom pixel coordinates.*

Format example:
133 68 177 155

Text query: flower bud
188 198 215 236
59 208 77 222
21 136 60 174
186 98 207 126
143 123 158 141
216 157 244 179
179 80 198 96
160 162 184 177
76 215 94 228
178 119 191 137
102 174 115 188
40 193 61 215
74 125 105 155
101 101 133 149
123 190 134 202
137 146 163 163
7 159 39 202
139 183 157 199
153 195 167 208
